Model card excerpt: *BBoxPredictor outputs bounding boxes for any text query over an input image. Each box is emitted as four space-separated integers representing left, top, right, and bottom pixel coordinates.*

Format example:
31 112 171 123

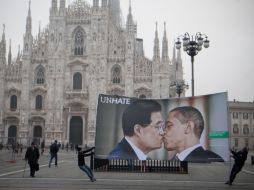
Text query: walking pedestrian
77 146 96 182
0 142 3 150
65 142 69 152
25 142 40 177
41 140 45 155
20 143 23 154
48 140 59 167
75 144 79 154
225 147 248 185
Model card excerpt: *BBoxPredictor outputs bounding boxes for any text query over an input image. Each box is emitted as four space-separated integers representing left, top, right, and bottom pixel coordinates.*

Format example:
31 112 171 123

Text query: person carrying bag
25 142 40 177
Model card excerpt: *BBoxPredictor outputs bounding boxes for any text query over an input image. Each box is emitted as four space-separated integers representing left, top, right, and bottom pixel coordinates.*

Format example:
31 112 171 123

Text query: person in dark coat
25 142 40 177
77 146 96 182
48 140 59 167
225 147 248 185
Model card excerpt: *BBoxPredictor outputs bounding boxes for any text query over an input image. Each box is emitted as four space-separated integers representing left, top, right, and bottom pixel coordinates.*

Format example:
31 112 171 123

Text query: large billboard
95 92 229 162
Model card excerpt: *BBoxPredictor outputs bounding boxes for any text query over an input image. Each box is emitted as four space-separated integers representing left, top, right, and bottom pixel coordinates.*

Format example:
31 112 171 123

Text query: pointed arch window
10 95 17 111
35 66 45 84
74 28 85 56
73 72 82 90
112 65 121 84
35 95 43 110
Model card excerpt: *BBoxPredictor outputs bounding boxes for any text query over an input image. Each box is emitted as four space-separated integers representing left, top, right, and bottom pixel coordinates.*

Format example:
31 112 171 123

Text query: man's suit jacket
25 146 40 164
184 146 224 162
107 138 139 160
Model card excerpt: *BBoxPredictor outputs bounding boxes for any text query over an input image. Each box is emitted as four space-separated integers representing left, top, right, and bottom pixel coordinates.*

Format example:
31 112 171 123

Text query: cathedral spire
162 22 169 63
37 21 41 42
109 0 121 27
26 0 32 34
16 44 21 62
28 0 31 16
126 0 134 35
153 22 160 62
60 0 66 8
59 0 66 15
51 0 58 16
8 39 12 65
2 24 5 42
93 0 99 7
39 21 41 35
0 24 6 64
101 0 108 7
52 0 57 9
23 1 33 56
129 0 132 13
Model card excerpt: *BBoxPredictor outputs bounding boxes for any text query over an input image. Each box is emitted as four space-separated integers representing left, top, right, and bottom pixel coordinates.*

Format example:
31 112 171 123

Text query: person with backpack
48 140 59 167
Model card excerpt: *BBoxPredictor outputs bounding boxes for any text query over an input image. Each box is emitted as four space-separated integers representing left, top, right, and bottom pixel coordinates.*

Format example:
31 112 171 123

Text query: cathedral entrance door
8 125 17 144
69 116 83 145
33 126 42 145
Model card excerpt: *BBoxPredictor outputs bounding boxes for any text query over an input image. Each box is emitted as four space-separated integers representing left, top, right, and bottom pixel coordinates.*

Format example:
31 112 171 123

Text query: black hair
122 99 162 136
169 106 204 138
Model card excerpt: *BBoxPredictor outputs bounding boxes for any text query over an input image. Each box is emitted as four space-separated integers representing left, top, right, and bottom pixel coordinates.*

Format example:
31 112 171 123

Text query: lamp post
175 32 209 96
170 80 189 98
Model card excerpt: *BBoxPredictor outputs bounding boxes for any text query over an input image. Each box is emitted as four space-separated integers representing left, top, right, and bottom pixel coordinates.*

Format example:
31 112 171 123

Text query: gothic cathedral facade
0 0 184 146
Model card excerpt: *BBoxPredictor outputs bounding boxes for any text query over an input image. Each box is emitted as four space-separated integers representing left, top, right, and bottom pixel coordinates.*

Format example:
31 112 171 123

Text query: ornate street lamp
170 80 189 98
175 32 209 96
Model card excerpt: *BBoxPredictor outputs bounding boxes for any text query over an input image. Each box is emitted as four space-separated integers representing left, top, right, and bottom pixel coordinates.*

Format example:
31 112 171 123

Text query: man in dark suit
107 99 165 160
25 142 40 177
163 106 223 162
225 147 248 185
48 140 59 167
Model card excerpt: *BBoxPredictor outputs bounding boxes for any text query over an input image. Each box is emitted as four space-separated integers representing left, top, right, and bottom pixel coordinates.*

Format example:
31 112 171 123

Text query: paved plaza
0 148 254 190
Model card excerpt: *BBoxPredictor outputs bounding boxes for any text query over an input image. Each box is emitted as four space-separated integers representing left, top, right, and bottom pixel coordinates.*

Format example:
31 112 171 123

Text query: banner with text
95 92 229 162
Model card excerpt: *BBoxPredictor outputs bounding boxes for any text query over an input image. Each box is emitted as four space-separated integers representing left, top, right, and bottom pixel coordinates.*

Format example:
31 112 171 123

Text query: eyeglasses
142 121 165 134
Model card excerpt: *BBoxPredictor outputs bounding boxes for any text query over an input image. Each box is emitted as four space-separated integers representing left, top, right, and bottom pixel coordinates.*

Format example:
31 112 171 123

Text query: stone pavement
0 149 254 190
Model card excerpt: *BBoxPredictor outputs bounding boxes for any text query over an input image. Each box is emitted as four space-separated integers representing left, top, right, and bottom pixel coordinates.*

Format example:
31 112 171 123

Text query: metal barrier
93 158 188 174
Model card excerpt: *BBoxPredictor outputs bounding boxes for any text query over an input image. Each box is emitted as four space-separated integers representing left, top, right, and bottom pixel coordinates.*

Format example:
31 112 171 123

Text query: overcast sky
0 0 254 102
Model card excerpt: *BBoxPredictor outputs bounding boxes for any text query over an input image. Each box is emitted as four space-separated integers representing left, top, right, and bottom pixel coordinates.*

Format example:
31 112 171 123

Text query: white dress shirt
176 144 202 161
